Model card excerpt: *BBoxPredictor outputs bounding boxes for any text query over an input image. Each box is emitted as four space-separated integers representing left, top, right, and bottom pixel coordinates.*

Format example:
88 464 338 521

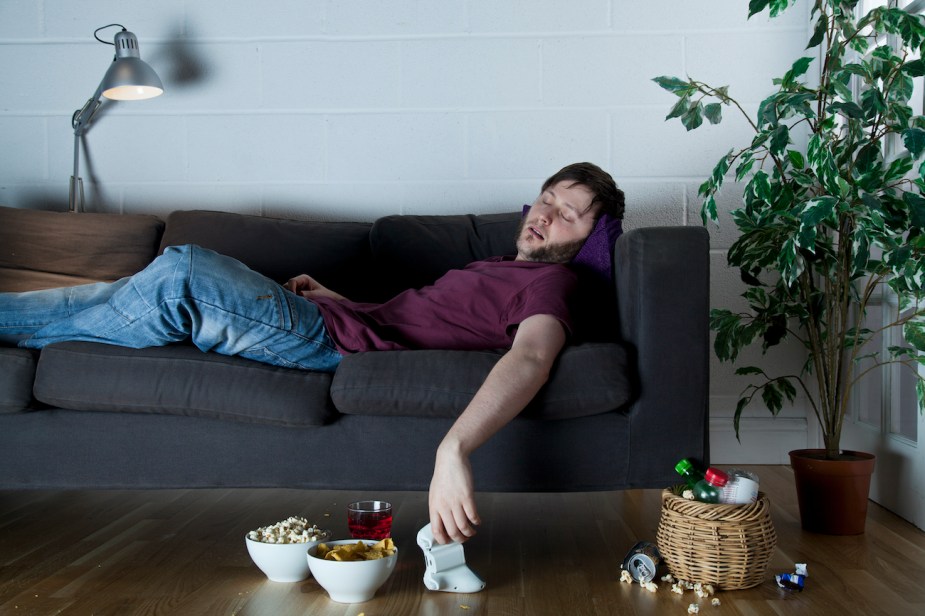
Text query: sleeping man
0 161 625 544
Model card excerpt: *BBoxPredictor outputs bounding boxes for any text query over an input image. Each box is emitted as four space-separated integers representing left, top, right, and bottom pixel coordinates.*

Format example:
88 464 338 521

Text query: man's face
515 181 597 263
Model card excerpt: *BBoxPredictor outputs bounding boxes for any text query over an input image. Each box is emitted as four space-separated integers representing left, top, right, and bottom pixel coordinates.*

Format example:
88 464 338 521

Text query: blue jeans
0 245 342 372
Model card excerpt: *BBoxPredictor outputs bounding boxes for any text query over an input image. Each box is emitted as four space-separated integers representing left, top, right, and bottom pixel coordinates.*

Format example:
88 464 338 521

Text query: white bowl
307 539 398 603
245 530 332 583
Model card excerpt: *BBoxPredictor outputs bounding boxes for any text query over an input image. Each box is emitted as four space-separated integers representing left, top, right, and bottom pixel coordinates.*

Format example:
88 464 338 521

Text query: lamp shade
99 29 163 101
101 57 163 100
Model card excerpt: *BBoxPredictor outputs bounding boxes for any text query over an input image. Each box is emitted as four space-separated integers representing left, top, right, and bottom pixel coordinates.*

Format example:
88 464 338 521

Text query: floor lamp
69 25 164 213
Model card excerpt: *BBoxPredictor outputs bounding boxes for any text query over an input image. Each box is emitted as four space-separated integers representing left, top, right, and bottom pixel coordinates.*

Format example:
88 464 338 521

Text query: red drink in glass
347 500 393 540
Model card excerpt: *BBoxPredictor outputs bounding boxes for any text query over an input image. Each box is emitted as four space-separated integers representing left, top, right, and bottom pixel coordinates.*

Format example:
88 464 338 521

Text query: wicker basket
656 488 777 590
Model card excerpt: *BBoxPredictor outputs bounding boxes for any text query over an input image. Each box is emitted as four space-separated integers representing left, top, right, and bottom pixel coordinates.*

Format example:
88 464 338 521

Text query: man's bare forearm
439 345 553 458
428 314 566 544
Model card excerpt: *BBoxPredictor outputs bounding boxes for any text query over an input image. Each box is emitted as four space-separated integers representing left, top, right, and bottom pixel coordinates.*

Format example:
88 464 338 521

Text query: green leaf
681 101 704 131
808 134 841 195
801 196 838 227
779 236 805 286
751 170 772 203
711 149 733 186
853 230 871 274
782 56 815 86
855 142 882 177
666 95 691 120
903 128 925 159
770 125 790 155
904 58 925 77
904 191 925 228
761 382 784 413
885 155 914 183
704 102 723 125
768 0 796 18
787 149 805 169
653 76 692 94
807 14 827 49
735 366 765 376
827 101 865 119
763 314 787 348
861 87 887 119
904 319 925 353
796 196 837 252
701 194 718 225
736 157 757 181
748 0 771 18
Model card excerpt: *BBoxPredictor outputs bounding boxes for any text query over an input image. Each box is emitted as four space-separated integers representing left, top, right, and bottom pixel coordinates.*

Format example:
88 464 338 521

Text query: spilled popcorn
247 516 327 544
620 567 721 612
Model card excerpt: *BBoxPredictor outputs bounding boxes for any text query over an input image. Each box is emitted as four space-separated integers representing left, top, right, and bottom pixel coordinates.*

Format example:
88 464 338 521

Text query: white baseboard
709 417 809 464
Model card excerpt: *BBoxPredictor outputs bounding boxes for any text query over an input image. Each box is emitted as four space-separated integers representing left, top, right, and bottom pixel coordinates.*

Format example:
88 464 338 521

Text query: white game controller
416 523 486 593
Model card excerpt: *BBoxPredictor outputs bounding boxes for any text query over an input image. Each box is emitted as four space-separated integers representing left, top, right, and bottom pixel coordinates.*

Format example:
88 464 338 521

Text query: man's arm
428 313 567 545
285 274 347 302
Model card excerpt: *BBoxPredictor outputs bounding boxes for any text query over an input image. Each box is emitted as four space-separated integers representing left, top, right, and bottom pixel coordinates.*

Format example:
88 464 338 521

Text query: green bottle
692 468 729 504
674 458 705 490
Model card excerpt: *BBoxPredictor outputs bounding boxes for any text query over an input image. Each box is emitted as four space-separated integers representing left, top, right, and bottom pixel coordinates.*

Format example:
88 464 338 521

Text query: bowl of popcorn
245 516 331 583
307 538 398 603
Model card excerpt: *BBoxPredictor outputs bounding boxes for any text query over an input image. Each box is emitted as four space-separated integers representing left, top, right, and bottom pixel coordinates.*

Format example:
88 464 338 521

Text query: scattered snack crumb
620 569 634 584
642 581 658 593
671 582 685 595
662 573 675 583
711 598 721 607
682 489 695 500
687 604 700 614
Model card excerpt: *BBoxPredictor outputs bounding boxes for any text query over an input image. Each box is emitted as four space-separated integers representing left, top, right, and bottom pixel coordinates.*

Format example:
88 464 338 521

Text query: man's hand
427 313 567 544
284 274 346 301
429 439 480 545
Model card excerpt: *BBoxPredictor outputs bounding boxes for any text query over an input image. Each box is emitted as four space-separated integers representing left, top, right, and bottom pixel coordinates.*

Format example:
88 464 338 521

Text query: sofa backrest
157 210 379 302
369 212 520 298
0 205 165 292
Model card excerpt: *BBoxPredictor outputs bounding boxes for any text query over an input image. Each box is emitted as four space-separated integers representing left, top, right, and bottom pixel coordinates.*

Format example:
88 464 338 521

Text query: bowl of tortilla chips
307 538 398 603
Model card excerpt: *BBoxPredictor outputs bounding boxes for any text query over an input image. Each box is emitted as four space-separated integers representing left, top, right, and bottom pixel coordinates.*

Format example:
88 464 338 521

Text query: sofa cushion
0 348 39 413
158 210 379 302
330 343 632 420
369 212 520 298
33 342 334 427
0 205 165 291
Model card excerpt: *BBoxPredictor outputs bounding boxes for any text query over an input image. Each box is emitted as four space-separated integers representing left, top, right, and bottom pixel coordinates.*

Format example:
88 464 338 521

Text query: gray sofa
0 205 709 491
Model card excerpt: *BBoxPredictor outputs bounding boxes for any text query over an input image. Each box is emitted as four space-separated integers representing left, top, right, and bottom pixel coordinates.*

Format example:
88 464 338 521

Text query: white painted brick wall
0 0 814 463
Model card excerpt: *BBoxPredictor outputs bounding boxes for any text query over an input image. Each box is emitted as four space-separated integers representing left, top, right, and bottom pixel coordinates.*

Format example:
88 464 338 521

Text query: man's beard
515 217 586 264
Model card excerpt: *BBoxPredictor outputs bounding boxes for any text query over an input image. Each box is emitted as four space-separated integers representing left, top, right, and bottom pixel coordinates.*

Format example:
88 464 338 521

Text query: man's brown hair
542 162 625 220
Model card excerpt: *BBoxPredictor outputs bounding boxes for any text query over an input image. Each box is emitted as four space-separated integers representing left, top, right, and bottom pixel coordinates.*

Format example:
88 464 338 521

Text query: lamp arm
69 80 106 213
71 81 106 137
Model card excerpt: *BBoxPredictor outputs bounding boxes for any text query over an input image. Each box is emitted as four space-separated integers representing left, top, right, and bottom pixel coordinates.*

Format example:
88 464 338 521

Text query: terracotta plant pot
789 449 876 535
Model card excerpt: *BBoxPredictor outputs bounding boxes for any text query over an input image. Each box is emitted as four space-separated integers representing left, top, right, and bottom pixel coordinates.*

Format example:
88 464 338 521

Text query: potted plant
654 0 925 534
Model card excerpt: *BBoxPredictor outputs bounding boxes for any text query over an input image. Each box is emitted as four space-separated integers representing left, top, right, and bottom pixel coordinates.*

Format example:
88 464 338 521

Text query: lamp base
68 176 84 213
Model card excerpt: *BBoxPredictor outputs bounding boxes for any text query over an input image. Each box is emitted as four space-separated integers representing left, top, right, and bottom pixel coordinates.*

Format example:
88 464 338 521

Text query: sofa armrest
614 225 710 487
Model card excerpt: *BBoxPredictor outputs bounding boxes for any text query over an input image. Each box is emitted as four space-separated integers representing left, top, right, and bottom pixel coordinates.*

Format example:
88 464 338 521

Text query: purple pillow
521 204 622 282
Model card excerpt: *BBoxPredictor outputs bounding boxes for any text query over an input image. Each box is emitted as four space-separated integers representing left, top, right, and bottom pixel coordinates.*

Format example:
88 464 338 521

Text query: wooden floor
1 465 923 616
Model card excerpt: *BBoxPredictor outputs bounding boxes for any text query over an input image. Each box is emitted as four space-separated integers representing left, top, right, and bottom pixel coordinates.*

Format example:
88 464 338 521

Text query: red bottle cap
705 467 728 487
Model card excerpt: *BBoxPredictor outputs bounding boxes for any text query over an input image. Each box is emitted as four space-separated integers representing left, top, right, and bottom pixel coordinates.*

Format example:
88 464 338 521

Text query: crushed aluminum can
622 541 662 583
775 573 806 591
